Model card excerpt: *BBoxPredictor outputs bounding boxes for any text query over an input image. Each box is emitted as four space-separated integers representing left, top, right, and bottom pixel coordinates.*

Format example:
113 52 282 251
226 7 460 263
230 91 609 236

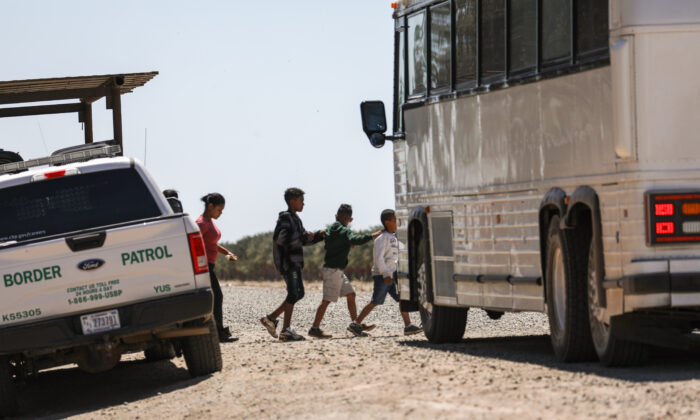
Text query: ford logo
77 259 105 271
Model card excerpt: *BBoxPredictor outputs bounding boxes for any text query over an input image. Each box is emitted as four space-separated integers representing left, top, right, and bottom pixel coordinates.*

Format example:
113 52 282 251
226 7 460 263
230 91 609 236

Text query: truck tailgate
0 217 208 328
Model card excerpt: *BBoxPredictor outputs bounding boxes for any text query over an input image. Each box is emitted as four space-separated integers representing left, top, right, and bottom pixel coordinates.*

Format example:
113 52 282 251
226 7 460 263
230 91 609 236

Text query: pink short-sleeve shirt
196 215 221 264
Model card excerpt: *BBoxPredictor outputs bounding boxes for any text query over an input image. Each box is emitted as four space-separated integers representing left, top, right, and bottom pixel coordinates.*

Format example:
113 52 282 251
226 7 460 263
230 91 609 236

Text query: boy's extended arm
343 225 379 245
373 235 393 279
303 229 325 245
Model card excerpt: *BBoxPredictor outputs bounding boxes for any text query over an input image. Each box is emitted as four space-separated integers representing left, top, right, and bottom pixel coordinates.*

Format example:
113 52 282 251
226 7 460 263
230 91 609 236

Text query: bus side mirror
360 101 388 148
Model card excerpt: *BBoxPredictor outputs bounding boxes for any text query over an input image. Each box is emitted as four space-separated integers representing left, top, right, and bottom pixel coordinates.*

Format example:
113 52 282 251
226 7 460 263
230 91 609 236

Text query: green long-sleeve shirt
323 221 373 269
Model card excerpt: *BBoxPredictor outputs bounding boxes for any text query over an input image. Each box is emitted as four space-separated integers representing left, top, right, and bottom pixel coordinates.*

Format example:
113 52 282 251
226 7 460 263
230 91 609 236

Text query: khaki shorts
322 267 355 302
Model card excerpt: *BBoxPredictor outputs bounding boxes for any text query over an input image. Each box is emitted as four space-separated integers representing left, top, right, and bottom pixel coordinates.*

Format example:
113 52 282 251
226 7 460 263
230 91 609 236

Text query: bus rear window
0 168 161 243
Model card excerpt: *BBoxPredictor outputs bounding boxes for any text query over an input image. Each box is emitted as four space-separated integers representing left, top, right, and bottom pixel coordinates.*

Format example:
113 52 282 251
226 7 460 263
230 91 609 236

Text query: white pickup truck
0 144 221 416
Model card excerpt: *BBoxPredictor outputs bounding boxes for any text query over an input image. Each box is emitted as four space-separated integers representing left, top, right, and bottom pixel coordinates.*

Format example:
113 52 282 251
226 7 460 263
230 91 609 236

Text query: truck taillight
188 232 209 274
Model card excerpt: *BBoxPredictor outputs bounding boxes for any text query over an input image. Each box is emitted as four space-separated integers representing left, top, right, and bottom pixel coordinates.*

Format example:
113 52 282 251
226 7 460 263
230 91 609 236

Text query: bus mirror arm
385 133 405 141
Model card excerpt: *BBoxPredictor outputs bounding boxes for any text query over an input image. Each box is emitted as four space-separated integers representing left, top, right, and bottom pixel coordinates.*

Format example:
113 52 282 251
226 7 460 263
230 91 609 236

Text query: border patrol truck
0 144 221 416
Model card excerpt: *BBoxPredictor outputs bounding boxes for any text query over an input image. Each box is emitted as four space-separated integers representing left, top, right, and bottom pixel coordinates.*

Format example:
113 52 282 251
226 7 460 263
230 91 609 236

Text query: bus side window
542 0 573 67
509 0 538 78
575 0 609 62
407 11 427 98
394 18 406 132
480 0 507 84
430 2 451 92
454 0 477 88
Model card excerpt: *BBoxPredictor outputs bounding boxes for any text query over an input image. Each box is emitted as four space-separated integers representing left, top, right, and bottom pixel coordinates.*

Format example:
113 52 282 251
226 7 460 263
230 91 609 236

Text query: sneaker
403 324 423 336
361 323 376 332
260 316 279 338
308 327 332 339
279 327 305 342
347 322 368 337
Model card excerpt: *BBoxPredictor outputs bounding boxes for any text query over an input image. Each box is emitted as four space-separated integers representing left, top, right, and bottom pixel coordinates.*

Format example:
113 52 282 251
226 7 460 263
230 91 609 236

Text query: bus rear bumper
607 259 700 311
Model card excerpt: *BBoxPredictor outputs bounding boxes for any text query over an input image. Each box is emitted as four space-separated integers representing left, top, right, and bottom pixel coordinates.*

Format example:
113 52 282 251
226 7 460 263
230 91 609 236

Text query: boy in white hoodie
356 209 422 336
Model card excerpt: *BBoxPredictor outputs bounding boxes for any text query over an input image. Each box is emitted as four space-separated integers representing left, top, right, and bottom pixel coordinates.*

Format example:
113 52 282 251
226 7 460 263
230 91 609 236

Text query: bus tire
545 215 595 362
587 241 649 366
182 320 223 377
144 341 176 362
0 357 18 417
416 227 467 343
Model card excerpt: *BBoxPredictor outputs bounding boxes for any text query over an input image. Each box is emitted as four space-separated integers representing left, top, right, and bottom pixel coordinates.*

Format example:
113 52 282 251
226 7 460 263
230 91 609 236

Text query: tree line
213 226 382 281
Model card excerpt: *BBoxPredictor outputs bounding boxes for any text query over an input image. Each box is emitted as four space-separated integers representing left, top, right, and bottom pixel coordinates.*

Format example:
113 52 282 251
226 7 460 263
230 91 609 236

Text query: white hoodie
371 231 399 278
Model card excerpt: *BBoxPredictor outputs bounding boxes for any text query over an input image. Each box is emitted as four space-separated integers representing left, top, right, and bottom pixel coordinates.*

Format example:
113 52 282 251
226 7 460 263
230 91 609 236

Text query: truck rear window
0 168 161 243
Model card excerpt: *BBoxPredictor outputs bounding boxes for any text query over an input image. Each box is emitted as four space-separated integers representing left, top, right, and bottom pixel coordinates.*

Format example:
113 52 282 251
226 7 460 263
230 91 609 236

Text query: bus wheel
587 241 648 366
545 215 595 362
416 231 467 344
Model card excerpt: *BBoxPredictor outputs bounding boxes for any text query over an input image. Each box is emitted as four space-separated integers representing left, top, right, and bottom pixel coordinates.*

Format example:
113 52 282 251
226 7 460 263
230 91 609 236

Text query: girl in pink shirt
196 193 238 343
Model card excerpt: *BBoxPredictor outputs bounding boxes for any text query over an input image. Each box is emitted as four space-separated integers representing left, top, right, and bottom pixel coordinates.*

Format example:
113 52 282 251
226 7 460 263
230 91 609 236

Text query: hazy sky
0 0 396 242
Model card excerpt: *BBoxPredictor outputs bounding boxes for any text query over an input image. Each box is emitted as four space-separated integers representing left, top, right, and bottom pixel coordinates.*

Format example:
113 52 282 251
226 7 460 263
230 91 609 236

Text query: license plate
80 309 121 335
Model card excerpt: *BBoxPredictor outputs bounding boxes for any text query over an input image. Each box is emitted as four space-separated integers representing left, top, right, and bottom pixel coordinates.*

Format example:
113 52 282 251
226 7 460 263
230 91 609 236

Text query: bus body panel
404 67 615 194
611 0 700 29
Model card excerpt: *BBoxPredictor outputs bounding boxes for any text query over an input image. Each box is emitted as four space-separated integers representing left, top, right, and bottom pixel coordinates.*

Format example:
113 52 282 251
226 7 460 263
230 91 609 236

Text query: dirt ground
10 282 700 420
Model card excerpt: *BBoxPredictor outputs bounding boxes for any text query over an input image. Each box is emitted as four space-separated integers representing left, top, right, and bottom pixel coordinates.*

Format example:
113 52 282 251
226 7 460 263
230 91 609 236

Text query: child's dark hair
284 187 305 205
337 204 353 220
163 189 179 199
201 192 225 209
380 209 396 229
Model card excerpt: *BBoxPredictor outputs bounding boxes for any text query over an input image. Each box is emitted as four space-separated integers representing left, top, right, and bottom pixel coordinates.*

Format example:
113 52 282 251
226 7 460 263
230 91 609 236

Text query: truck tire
587 241 649 366
144 342 176 362
182 320 223 377
545 215 596 362
416 226 467 344
0 357 18 417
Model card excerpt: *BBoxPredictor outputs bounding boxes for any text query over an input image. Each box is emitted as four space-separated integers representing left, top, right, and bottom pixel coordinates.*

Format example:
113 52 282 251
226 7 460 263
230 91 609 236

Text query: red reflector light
656 222 675 235
682 202 700 215
44 169 66 179
188 232 209 274
391 1 398 8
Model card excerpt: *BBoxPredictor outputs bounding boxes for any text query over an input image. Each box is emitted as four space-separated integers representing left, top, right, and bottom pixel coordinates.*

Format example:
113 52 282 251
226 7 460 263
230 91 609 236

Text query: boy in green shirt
308 204 381 338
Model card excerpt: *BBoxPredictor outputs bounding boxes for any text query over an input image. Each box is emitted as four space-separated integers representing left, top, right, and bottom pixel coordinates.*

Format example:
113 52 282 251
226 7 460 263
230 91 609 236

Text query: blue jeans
371 275 399 305
283 268 304 304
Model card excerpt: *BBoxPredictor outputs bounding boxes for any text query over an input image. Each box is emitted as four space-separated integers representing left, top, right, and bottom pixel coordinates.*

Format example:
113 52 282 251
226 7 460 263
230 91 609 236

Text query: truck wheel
587 241 648 366
0 357 18 417
182 320 222 377
545 215 595 362
416 228 467 344
144 342 176 362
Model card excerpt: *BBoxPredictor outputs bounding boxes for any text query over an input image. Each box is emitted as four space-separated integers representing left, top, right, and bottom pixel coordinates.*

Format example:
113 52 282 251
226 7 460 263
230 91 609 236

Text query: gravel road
11 282 700 420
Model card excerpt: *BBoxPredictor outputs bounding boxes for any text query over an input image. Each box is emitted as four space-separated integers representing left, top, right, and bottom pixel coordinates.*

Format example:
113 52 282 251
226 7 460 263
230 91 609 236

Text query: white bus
361 0 700 366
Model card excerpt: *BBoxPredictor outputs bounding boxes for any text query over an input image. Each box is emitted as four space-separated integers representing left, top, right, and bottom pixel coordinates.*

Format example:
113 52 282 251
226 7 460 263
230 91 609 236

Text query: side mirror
360 101 388 148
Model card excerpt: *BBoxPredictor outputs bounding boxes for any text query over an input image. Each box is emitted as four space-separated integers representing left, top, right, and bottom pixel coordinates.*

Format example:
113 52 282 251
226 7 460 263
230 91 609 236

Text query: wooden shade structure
0 72 158 152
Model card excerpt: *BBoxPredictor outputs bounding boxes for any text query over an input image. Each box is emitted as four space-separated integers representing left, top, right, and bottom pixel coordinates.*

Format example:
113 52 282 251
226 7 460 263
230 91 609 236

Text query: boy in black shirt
260 188 324 341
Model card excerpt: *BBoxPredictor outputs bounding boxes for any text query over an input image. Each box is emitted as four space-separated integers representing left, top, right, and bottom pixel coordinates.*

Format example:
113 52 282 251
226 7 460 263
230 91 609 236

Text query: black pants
208 263 225 333
283 268 304 304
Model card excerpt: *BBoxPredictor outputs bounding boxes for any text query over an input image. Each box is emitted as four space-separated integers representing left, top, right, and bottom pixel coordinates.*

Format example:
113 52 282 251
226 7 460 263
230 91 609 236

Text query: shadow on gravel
399 334 700 382
13 357 209 419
